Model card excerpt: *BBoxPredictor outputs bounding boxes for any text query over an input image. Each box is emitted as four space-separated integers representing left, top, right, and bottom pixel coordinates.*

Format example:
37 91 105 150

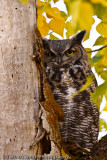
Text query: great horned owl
42 30 99 149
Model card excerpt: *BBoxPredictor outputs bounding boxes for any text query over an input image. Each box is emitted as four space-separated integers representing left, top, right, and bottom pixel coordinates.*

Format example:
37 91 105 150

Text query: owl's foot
84 148 90 152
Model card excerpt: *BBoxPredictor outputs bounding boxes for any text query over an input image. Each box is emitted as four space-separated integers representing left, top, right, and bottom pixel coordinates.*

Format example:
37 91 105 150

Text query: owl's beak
57 56 62 65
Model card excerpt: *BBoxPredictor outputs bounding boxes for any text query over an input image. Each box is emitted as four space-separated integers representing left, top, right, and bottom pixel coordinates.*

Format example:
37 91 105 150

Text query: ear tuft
75 30 86 43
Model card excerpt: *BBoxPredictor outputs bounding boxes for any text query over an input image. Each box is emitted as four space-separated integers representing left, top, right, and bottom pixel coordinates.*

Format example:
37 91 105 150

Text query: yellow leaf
103 104 107 111
46 7 60 18
85 48 92 58
49 17 65 36
37 13 49 36
99 48 107 67
53 0 59 2
49 33 60 40
19 0 28 4
65 21 73 38
65 1 94 37
67 0 81 23
78 2 94 30
96 21 107 37
100 71 107 80
37 0 51 14
94 36 107 46
91 0 107 7
37 0 45 7
39 21 49 36
99 55 107 67
61 149 71 160
70 74 95 99
37 12 45 28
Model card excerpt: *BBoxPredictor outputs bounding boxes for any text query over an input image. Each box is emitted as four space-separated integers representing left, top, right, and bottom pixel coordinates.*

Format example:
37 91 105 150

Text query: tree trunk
0 0 38 158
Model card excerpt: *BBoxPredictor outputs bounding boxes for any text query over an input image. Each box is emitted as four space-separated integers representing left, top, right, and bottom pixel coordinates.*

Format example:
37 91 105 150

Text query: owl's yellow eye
66 50 74 56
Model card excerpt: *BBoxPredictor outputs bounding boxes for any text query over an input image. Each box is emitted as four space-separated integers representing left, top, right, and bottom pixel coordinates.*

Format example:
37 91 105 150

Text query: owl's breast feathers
45 63 99 149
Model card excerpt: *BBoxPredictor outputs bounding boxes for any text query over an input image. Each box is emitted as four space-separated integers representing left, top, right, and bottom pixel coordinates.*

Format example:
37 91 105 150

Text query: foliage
71 74 95 99
100 119 107 132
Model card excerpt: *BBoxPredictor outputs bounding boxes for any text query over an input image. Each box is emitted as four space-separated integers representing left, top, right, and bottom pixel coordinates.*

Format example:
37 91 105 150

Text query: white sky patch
92 67 104 86
98 131 107 139
50 0 67 13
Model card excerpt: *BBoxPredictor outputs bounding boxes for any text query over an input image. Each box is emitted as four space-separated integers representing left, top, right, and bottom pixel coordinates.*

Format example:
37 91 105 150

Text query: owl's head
43 30 87 69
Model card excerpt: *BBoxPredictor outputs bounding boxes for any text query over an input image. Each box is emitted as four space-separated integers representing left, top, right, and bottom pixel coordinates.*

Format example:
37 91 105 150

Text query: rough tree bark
0 0 38 159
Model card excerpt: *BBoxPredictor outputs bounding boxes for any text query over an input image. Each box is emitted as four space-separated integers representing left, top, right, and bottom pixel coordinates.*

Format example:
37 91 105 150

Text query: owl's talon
84 148 90 152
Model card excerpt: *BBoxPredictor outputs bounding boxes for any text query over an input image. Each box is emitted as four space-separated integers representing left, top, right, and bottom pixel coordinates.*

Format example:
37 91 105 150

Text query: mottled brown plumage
42 30 99 149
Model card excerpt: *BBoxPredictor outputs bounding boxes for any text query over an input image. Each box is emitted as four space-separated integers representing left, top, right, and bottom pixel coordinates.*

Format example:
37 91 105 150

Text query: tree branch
65 134 107 159
89 134 107 160
87 45 107 53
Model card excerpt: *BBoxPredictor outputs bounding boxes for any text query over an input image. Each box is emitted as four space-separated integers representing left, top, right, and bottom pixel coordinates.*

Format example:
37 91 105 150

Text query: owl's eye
66 50 75 56
48 52 56 57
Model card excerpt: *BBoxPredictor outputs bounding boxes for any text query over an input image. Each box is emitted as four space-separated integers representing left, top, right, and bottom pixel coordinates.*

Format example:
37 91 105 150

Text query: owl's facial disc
44 46 83 68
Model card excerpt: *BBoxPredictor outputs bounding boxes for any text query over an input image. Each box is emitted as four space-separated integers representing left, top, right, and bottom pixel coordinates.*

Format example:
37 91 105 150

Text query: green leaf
94 62 104 75
91 0 107 8
37 0 51 15
49 33 60 40
100 71 107 81
60 11 68 20
85 48 92 59
91 82 107 105
100 119 107 132
94 36 107 46
89 51 103 68
90 54 103 63
70 74 95 98
91 3 107 20
79 74 95 92
85 48 92 52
